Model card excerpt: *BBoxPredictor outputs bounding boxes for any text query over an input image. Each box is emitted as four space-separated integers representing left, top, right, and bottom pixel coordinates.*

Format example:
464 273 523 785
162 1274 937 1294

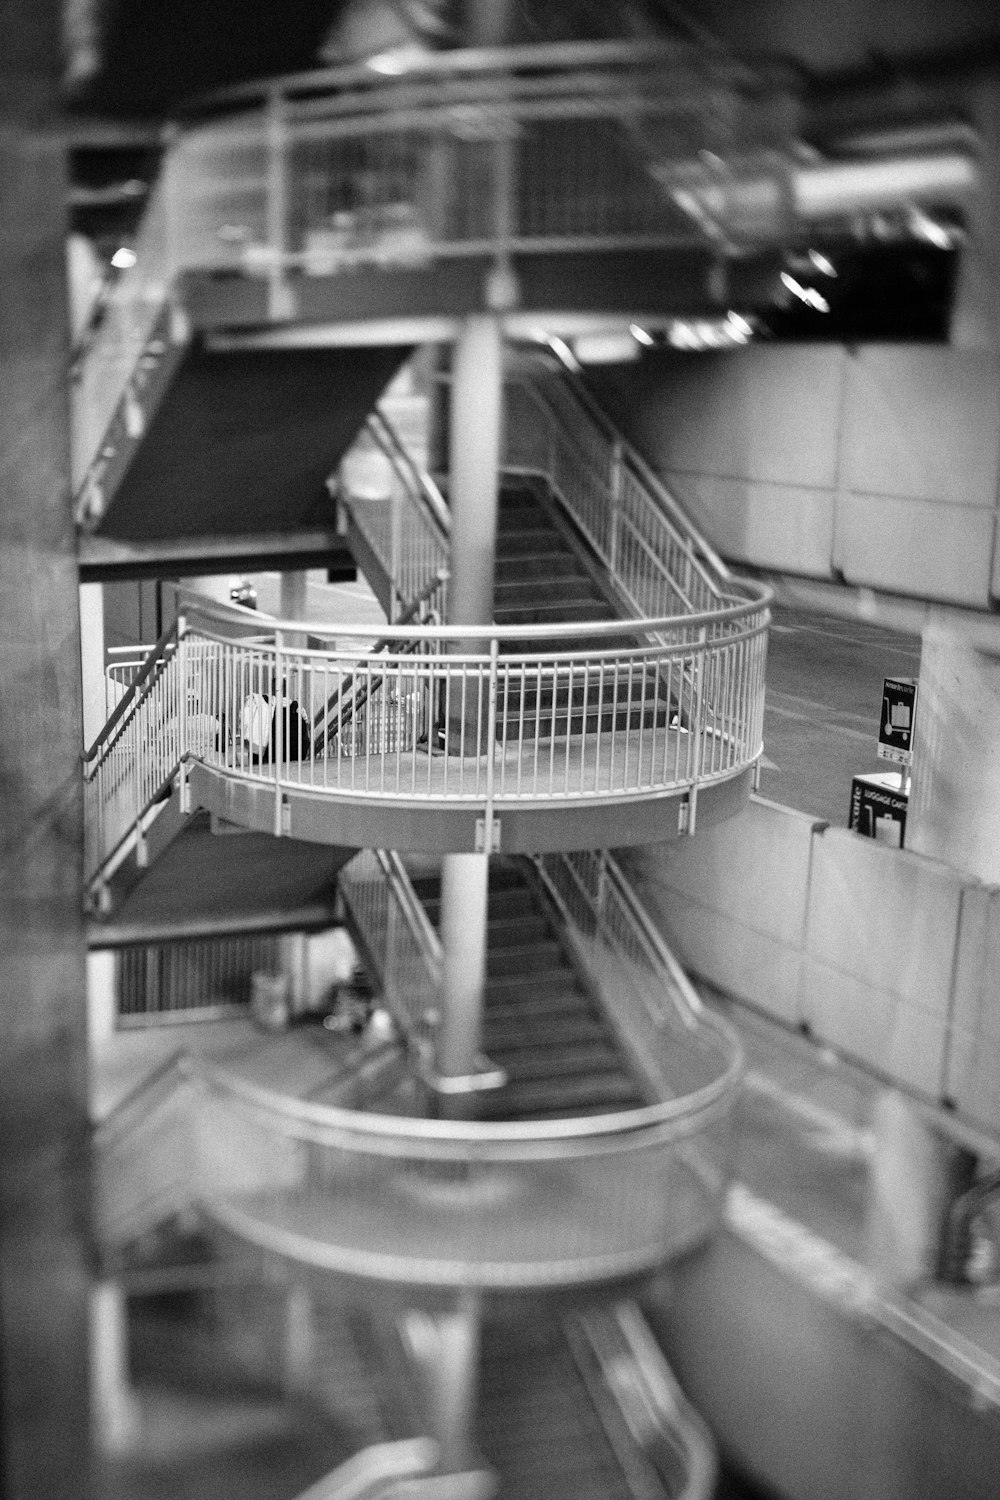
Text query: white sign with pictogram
877 678 917 767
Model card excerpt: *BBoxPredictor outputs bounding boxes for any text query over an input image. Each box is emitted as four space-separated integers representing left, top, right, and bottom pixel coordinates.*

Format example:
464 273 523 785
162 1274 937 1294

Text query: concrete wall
622 795 1000 1138
591 344 1000 610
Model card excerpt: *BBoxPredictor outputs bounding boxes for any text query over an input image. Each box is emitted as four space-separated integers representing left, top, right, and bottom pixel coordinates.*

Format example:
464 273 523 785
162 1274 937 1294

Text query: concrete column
279 569 309 663
446 315 504 753
79 581 106 746
428 1291 482 1471
437 853 490 1111
401 1291 482 1473
86 949 117 1121
1 3 93 1491
448 315 503 633
89 1282 141 1454
279 570 308 619
907 621 1000 882
282 1283 316 1395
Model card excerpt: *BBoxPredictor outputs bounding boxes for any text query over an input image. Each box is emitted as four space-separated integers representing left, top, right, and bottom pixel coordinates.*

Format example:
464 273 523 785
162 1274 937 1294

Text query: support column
428 1291 482 1472
79 582 106 746
437 853 490 1114
907 620 1000 882
89 1282 141 1455
1 4 93 1493
282 1282 316 1395
435 317 504 1109
446 314 504 754
400 1291 483 1475
448 315 503 633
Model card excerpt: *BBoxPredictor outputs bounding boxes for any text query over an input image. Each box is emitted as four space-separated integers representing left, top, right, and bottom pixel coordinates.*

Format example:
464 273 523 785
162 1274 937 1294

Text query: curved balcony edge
188 758 757 855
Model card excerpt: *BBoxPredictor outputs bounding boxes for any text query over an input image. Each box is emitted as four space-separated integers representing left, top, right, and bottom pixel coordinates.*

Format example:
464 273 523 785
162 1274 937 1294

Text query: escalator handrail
566 1300 718 1500
291 1437 440 1500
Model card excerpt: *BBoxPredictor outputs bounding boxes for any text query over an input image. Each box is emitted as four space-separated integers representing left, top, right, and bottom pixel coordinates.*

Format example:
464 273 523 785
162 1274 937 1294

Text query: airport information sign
877 678 917 767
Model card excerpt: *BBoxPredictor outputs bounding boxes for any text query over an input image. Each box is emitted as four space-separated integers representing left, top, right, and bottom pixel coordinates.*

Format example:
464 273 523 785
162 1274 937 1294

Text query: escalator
479 1309 634 1500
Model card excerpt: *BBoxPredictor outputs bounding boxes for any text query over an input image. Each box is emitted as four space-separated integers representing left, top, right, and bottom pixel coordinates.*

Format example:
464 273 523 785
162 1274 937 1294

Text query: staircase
495 482 617 631
493 481 672 741
407 859 649 1120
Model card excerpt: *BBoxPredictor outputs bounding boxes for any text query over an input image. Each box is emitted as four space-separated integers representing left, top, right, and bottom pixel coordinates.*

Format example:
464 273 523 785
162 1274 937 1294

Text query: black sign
849 773 908 848
877 678 917 767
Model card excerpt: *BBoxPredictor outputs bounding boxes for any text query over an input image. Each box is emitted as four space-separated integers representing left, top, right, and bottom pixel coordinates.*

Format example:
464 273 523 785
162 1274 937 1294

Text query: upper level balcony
83 351 770 892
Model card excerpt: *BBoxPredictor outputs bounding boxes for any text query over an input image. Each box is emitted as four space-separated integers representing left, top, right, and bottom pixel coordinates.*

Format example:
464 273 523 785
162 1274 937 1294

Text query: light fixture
629 324 655 346
808 249 837 277
572 331 642 365
366 45 425 76
781 271 830 312
907 207 953 250
110 246 137 270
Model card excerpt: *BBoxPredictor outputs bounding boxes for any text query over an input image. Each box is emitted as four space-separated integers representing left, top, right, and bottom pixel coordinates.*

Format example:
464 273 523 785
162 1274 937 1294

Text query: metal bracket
474 816 501 853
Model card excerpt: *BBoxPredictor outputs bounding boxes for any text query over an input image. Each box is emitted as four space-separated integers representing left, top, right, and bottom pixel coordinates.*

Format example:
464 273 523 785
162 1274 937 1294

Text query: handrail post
686 624 709 837
177 616 190 814
609 440 623 577
389 485 400 623
481 638 500 852
273 630 284 836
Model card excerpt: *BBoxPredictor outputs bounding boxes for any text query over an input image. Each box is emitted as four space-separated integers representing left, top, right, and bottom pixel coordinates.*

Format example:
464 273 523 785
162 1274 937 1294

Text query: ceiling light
366 45 424 76
808 249 837 277
781 272 830 312
110 246 137 270
907 207 953 250
629 324 655 346
726 311 753 338
572 332 642 365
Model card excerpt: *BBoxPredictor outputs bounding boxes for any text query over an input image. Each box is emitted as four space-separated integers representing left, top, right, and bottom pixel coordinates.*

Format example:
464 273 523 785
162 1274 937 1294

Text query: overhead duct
656 147 977 248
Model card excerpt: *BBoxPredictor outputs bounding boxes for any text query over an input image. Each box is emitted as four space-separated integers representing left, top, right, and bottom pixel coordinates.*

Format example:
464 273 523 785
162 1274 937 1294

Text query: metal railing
338 849 442 1050
95 1034 737 1287
83 586 767 882
71 176 183 501
69 40 791 519
166 41 773 300
346 407 450 624
82 589 767 882
533 849 739 1104
503 365 728 621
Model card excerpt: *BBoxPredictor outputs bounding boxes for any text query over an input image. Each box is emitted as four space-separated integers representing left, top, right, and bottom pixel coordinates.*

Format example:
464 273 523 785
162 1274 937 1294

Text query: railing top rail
372 849 443 975
366 407 450 544
602 852 713 1028
181 37 778 117
177 581 771 647
82 615 181 765
189 1043 738 1149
